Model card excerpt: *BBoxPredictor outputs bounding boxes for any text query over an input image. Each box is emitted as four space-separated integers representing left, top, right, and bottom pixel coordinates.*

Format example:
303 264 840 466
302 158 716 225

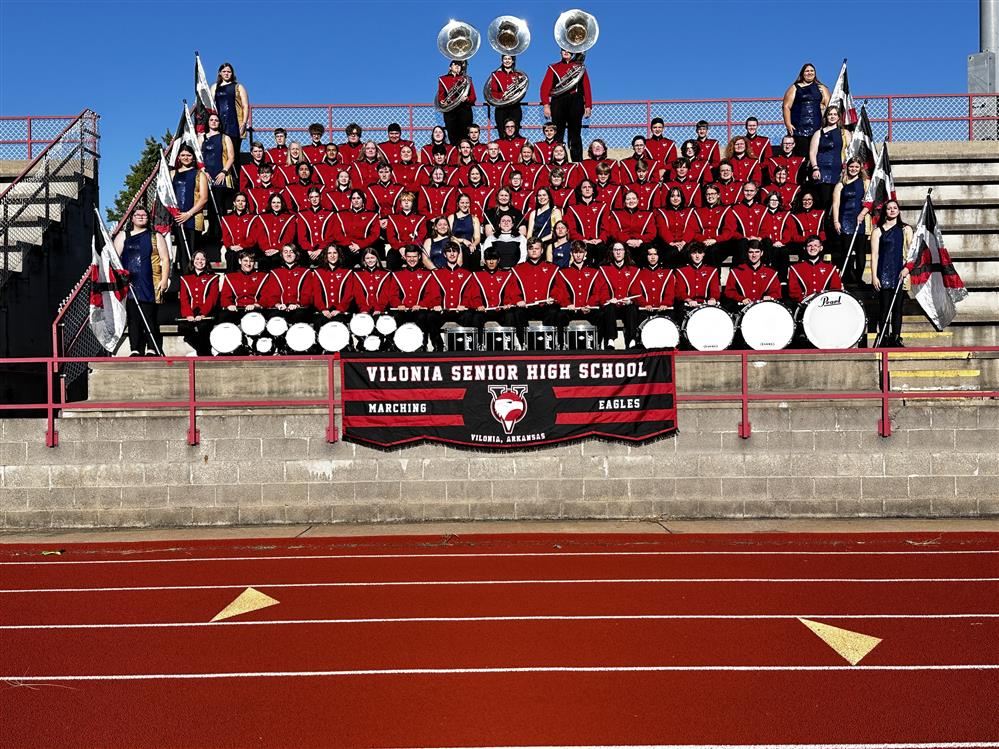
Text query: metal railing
2 346 996 448
247 93 999 150
0 115 89 161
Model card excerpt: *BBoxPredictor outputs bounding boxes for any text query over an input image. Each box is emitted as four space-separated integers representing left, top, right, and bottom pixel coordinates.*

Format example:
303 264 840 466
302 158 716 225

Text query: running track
2 532 997 748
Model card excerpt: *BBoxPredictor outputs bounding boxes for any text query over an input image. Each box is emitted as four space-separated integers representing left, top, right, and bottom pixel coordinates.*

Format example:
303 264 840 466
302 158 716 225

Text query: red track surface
2 532 998 748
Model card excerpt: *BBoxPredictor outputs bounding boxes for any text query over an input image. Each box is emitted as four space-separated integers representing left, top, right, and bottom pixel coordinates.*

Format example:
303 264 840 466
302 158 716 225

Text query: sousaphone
436 20 480 112
550 9 599 98
484 16 531 107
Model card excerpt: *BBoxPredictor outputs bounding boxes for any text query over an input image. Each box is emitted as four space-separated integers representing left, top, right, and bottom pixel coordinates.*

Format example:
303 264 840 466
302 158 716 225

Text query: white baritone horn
484 16 531 107
550 9 599 98
436 20 480 112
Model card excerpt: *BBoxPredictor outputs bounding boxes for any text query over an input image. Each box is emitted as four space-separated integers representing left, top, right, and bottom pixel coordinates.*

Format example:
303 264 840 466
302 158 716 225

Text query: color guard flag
827 59 858 126
193 51 215 133
88 212 129 351
152 150 179 261
905 193 967 330
863 140 896 210
846 103 876 173
167 101 205 170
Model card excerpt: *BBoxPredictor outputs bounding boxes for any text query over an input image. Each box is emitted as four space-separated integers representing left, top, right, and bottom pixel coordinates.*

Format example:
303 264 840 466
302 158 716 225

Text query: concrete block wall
1 403 997 530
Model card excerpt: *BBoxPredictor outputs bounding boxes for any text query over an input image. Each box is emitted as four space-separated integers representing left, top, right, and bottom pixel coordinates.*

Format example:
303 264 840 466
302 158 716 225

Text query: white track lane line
2 576 997 594
3 664 998 682
2 548 997 565
3 613 999 631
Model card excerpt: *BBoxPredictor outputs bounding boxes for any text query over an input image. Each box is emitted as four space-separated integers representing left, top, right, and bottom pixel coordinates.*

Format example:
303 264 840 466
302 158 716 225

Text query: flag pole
181 98 223 230
837 224 861 281
874 282 905 348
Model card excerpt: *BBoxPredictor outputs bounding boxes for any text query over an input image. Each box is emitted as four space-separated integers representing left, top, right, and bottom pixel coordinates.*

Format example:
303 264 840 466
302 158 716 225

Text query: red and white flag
827 59 858 127
905 193 968 330
88 211 129 351
846 103 876 173
862 140 896 210
167 100 205 170
152 150 179 261
193 51 215 133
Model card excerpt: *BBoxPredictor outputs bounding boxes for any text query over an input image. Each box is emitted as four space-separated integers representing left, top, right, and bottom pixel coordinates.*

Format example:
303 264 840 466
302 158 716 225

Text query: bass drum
285 323 317 353
737 300 795 350
681 305 735 351
209 322 242 355
318 321 351 352
375 314 398 336
240 311 266 337
393 322 424 353
638 316 680 349
797 290 867 349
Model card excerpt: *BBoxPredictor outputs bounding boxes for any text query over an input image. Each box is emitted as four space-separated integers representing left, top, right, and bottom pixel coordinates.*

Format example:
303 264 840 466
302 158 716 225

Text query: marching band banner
341 351 677 450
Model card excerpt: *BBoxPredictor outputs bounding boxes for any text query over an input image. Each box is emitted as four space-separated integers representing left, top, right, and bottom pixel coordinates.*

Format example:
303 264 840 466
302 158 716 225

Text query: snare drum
797 290 867 349
318 321 351 352
209 323 242 355
564 321 600 350
737 300 795 350
682 305 736 351
265 315 288 337
526 324 559 351
393 322 424 353
638 316 680 349
349 312 375 338
375 314 397 336
285 322 317 353
484 325 517 351
446 326 479 351
240 311 266 337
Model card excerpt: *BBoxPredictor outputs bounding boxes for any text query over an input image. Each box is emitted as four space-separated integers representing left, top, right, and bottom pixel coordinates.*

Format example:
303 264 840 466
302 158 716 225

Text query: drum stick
603 295 640 306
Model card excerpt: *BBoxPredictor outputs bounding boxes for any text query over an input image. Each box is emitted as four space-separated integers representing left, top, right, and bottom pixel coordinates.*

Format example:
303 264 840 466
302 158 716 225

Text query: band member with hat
438 59 476 149
541 48 592 163
379 123 415 165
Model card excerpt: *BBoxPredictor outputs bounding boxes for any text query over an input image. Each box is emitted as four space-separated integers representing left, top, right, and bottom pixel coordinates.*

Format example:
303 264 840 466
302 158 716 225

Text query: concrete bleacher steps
0 173 86 277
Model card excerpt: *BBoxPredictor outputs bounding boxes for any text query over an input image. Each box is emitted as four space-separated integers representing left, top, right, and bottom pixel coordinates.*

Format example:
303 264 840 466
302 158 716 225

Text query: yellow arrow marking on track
798 618 883 665
210 587 280 622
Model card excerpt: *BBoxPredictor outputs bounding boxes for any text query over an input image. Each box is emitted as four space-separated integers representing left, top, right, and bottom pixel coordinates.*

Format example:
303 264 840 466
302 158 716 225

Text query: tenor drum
375 314 398 336
318 321 351 352
638 316 680 349
526 324 558 351
564 321 599 350
682 305 735 351
209 323 242 355
362 335 382 352
285 323 317 353
484 325 517 351
349 312 375 338
393 322 424 353
265 315 288 337
737 300 795 350
240 311 266 337
446 326 479 351
798 290 867 349
255 336 274 354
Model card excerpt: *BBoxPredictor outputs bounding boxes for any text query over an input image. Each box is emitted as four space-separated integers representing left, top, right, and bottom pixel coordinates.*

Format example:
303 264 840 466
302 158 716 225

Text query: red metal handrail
1 346 996 448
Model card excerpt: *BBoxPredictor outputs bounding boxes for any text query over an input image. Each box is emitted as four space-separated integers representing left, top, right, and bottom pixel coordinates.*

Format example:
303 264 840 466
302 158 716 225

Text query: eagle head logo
488 385 528 435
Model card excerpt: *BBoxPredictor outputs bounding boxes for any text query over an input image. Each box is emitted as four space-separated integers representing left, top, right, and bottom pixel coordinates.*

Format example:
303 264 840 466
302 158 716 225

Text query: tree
105 130 173 224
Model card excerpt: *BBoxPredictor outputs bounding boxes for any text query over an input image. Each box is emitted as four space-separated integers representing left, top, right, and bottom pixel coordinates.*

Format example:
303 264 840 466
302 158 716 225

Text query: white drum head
266 316 288 336
739 300 795 350
363 335 381 352
802 291 867 349
240 311 266 336
255 337 274 354
350 312 375 337
375 314 398 335
209 323 242 354
393 323 424 353
683 305 735 351
318 321 350 352
639 316 680 349
285 322 317 352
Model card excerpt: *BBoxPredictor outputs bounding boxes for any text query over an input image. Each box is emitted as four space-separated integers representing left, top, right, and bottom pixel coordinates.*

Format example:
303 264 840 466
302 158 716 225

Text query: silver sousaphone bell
550 10 598 98
436 20 481 112
485 16 531 107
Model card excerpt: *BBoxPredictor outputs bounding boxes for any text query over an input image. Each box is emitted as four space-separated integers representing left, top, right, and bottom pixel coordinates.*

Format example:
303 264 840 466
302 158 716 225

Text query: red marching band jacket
645 136 678 165
471 268 521 308
759 210 804 246
437 74 477 108
221 213 253 249
433 265 479 310
656 208 698 245
249 213 297 254
180 272 220 317
675 264 721 303
564 201 608 242
268 265 312 307
638 267 676 308
378 138 415 165
221 270 275 309
353 267 394 313
310 267 361 313
693 204 738 243
730 202 768 239
553 265 610 307
788 259 843 302
608 209 657 245
723 263 781 303
600 263 641 301
540 61 592 107
332 210 380 249
295 208 336 253
385 268 442 309
385 212 427 249
511 259 559 304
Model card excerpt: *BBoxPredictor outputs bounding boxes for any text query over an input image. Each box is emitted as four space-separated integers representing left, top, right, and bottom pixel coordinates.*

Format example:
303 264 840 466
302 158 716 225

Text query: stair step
896 204 999 225
895 183 999 202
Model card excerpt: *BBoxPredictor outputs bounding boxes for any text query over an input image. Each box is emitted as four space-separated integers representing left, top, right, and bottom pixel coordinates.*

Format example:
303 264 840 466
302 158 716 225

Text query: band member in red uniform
451 139 478 185
759 192 804 279
619 160 661 210
469 247 523 337
656 187 698 268
266 245 313 324
350 142 384 188
504 172 533 214
637 245 676 321
488 55 526 130
730 182 768 253
694 120 721 166
794 190 826 241
761 165 800 208
546 143 578 186
434 243 478 335
534 122 561 163
680 140 713 184
466 124 488 161
242 142 282 191
378 123 414 165
478 142 510 187
419 166 458 218
484 187 526 238
723 241 781 309
385 192 428 270
265 129 288 165
393 146 422 192
564 179 608 263
354 248 393 313
496 120 528 163
600 242 641 348
248 193 296 270
693 184 739 266
591 163 621 208
767 135 806 185
366 163 404 219
609 190 657 263
553 241 613 346
331 190 380 267
576 139 614 184
726 136 762 185
421 126 458 165
512 236 561 340
302 124 327 163
666 159 701 208
278 142 309 186
460 165 493 219
283 162 321 212
309 245 361 322
438 59 476 148
247 164 282 214
513 144 547 190
744 117 772 163
296 187 336 265
712 161 745 206
386 244 445 350
616 136 663 185
323 169 354 213
221 192 254 269
546 168 575 210
675 242 722 308
338 124 364 166
645 118 678 168
179 249 220 355
541 48 592 163
788 234 843 302
221 249 274 320
313 144 346 187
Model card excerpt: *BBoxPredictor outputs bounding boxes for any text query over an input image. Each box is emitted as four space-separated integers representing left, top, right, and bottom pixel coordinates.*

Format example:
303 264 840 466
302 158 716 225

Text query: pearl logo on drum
819 296 843 307
488 385 529 435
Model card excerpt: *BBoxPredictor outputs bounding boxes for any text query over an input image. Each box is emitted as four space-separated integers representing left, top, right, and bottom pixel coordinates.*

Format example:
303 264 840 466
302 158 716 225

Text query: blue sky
0 0 983 216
